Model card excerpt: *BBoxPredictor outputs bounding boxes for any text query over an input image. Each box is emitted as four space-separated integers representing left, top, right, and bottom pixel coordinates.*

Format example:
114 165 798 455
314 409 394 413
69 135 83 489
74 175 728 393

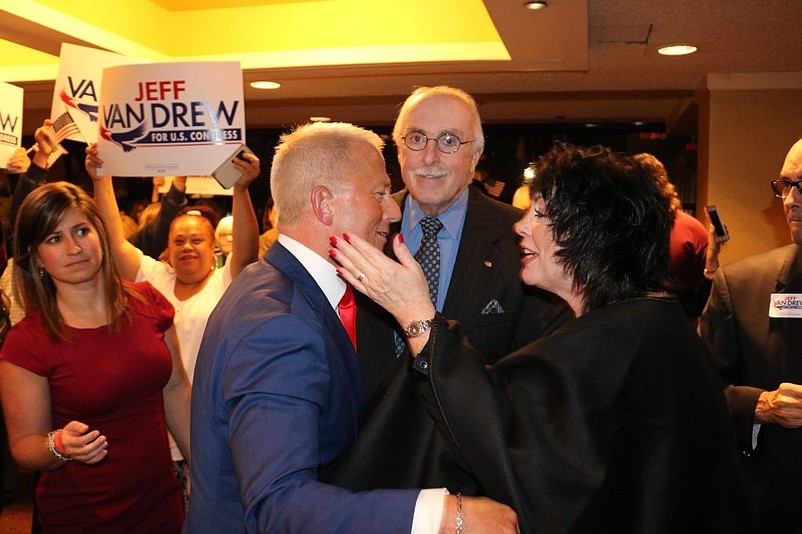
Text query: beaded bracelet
455 492 464 534
46 430 71 462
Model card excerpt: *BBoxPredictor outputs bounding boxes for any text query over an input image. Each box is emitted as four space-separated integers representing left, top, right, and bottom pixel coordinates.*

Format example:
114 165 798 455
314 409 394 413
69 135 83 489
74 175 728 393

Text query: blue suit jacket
184 243 419 533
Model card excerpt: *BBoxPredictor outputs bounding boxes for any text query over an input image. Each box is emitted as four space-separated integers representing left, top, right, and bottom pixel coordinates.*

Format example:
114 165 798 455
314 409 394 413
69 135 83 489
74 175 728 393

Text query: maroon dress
1 281 183 533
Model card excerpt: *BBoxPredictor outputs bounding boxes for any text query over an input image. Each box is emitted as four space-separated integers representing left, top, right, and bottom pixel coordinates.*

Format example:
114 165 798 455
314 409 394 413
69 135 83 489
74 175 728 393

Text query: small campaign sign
50 43 138 145
0 81 23 169
97 61 245 177
769 293 802 318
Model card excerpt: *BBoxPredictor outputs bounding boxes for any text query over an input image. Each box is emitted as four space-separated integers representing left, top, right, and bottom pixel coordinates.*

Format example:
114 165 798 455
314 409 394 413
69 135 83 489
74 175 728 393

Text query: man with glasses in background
325 86 568 495
700 137 802 533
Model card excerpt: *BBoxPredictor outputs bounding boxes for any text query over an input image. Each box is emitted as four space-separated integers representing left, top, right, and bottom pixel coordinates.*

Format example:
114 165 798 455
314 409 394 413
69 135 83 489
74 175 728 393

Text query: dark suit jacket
423 298 755 534
700 243 802 528
324 187 569 493
356 186 570 406
185 243 419 533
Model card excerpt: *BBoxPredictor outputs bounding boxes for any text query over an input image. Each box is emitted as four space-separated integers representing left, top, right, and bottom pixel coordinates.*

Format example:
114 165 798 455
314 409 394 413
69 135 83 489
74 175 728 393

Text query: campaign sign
97 61 245 177
50 43 137 145
0 81 23 168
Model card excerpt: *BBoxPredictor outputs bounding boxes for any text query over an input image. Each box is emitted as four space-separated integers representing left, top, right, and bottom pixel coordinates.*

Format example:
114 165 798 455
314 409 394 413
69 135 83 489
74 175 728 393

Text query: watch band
404 318 433 338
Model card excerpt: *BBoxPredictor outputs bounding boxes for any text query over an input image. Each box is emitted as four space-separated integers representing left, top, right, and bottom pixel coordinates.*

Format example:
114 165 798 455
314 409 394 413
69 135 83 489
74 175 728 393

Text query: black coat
422 298 756 533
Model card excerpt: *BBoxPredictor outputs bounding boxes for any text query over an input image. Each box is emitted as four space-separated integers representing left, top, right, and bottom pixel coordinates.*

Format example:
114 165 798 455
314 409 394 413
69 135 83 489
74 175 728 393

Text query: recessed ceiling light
657 44 698 56
523 1 548 10
309 116 332 123
250 81 281 90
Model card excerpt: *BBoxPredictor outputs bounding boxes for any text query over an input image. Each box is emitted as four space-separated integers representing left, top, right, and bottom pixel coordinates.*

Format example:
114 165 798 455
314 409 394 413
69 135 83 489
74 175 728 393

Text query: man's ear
470 148 483 172
310 185 335 226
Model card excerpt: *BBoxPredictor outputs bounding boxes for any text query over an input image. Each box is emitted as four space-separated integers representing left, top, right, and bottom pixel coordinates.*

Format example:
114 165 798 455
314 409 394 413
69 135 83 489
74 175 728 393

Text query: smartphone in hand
705 205 730 242
212 145 254 188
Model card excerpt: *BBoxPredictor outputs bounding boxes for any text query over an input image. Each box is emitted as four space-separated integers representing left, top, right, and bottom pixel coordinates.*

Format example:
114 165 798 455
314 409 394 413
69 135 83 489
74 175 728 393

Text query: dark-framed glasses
401 132 474 154
771 179 802 198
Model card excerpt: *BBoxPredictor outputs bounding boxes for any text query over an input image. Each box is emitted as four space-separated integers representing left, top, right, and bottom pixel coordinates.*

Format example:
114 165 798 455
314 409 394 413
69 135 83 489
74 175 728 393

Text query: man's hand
756 383 802 428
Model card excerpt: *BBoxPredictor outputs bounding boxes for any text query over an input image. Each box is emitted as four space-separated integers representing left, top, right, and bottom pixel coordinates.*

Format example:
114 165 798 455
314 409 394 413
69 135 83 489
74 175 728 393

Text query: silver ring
356 272 365 282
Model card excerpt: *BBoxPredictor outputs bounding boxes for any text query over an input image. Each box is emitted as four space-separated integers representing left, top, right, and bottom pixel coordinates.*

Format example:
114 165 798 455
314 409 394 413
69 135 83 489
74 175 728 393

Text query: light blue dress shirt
400 188 469 312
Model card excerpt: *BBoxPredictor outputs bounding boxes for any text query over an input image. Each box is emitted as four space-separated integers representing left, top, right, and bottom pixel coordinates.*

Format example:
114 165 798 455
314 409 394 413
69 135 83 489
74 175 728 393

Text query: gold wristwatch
404 319 433 338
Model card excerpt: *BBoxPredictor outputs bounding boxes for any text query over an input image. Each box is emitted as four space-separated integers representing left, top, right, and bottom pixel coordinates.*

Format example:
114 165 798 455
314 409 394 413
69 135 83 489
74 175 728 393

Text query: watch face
406 319 431 337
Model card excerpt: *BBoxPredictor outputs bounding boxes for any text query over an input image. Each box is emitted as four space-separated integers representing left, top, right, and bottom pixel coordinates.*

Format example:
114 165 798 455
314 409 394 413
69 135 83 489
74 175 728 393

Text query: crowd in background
0 84 799 533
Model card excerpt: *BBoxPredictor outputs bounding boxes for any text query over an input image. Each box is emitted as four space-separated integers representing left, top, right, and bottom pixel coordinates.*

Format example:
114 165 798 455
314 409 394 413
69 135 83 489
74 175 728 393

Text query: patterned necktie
415 217 444 305
394 217 444 357
338 285 357 351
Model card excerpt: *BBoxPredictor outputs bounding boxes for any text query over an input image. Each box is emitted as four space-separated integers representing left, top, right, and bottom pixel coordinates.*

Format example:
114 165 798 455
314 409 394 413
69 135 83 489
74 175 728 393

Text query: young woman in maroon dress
0 182 191 533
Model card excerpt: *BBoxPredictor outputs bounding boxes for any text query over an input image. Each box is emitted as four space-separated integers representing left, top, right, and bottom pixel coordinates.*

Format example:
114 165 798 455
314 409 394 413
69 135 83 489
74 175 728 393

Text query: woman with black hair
331 141 756 533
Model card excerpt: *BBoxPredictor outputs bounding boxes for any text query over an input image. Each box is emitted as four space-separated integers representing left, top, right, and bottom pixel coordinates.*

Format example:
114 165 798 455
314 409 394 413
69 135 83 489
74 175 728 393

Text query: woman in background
86 144 259 503
0 182 190 533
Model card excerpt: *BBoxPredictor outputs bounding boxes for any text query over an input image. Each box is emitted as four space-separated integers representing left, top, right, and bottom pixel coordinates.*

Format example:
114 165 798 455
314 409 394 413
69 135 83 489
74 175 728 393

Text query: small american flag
46 112 82 168
483 178 506 198
52 112 81 143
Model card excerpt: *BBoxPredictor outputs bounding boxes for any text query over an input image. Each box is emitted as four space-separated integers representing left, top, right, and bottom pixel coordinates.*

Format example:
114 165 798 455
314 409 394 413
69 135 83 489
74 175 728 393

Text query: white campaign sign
50 43 137 145
0 81 23 168
97 61 245 177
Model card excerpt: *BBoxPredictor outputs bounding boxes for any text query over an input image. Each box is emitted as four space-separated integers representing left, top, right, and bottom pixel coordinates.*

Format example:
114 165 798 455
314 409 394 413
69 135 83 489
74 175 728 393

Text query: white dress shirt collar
278 234 345 310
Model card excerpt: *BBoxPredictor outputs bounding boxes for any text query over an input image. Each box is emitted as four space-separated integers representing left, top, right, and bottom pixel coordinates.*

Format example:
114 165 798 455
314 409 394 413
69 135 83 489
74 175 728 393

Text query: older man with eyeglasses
700 137 802 533
324 86 570 501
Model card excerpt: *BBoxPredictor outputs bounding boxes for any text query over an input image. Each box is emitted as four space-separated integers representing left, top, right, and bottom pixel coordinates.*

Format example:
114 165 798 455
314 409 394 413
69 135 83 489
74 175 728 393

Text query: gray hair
270 122 384 225
392 85 485 159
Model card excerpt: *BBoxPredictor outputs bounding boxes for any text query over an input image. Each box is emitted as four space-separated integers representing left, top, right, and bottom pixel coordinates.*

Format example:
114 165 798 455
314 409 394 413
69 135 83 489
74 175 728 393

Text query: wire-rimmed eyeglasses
400 132 474 154
771 179 802 198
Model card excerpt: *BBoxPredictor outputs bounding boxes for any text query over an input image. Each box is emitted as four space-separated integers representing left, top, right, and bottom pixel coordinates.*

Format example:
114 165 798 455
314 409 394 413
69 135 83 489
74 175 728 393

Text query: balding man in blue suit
184 122 517 533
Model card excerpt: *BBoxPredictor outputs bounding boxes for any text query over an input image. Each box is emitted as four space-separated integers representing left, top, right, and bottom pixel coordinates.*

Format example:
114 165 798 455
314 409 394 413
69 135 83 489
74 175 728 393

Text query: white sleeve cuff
411 488 448 534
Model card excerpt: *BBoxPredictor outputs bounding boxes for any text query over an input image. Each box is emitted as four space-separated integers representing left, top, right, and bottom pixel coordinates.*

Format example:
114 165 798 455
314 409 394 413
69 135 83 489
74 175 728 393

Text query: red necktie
338 284 357 351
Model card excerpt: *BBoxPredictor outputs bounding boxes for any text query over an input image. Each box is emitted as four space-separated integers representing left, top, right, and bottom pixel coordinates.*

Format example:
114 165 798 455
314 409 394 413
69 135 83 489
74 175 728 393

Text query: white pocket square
481 299 505 314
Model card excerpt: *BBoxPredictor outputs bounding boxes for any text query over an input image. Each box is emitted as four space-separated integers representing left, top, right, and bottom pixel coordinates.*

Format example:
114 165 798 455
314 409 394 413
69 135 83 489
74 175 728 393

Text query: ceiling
2 0 801 135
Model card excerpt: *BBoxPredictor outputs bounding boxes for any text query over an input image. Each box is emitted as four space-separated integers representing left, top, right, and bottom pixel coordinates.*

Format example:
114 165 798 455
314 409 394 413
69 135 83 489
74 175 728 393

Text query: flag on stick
45 112 81 168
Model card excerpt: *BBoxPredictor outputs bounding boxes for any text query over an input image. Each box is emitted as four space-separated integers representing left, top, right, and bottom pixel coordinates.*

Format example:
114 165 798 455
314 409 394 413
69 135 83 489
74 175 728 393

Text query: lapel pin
483 260 493 269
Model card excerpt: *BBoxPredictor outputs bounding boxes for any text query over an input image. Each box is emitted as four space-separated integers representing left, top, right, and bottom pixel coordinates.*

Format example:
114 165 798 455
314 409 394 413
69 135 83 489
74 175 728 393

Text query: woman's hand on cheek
330 232 435 325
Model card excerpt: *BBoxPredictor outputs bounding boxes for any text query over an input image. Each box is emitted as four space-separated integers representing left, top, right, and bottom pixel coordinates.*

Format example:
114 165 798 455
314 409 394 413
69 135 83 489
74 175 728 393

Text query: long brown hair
13 182 136 341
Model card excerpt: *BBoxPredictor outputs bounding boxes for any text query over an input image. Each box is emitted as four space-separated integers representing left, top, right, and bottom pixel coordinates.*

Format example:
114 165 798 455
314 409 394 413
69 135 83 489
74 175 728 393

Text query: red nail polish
328 248 337 258
330 235 338 246
343 233 351 243
397 233 404 244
